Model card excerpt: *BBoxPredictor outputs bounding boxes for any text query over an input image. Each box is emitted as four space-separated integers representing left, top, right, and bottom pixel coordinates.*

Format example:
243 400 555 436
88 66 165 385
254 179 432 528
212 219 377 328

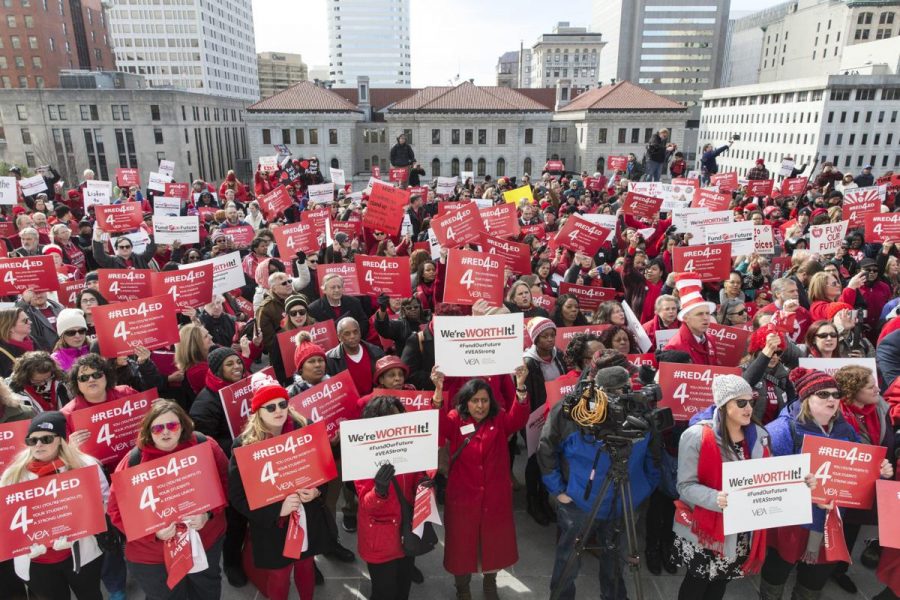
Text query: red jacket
642 315 679 350
662 323 719 365
355 471 422 564
59 385 139 432
757 303 813 343
107 435 229 564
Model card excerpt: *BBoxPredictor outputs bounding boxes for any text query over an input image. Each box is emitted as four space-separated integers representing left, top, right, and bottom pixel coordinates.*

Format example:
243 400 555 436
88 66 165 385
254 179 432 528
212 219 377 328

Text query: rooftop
387 81 551 112
559 81 686 112
248 80 361 112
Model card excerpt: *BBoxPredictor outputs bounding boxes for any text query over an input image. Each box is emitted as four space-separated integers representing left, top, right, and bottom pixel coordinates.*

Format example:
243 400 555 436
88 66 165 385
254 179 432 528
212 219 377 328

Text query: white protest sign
308 182 335 204
329 167 345 187
686 211 735 246
0 177 17 205
20 174 48 196
672 207 707 232
83 180 112 211
655 328 678 351
148 172 171 193
798 357 877 377
154 197 182 217
461 170 475 184
340 410 438 481
436 176 458 196
433 313 523 376
809 220 849 255
704 221 755 255
153 215 199 245
754 225 775 255
158 160 176 179
526 406 546 458
427 227 442 260
401 212 413 238
258 156 278 173
722 453 812 535
124 230 151 255
581 213 618 242
778 159 795 178
623 300 652 353
181 251 243 296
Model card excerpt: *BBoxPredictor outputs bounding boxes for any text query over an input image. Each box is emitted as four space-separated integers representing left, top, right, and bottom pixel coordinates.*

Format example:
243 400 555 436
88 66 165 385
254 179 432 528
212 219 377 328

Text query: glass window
262 129 271 144
16 104 27 120
497 129 506 145
451 158 459 176
496 157 505 177
477 158 486 177
525 128 533 144
464 129 473 145
154 128 163 144
451 129 460 144
478 129 486 145
309 129 318 144
281 129 290 144
598 128 607 143
21 128 31 144
431 129 440 144
296 129 304 144
431 158 440 177
150 104 160 120
329 129 338 145
618 128 626 144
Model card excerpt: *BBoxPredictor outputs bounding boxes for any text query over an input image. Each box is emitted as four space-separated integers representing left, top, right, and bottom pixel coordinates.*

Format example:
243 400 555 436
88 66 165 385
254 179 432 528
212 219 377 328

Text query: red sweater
60 385 139 432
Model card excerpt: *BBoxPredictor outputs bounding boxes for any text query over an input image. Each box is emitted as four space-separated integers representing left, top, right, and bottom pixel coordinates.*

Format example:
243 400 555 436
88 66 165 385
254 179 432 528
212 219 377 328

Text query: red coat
59 385 139 432
757 303 812 343
355 471 422 564
438 399 529 575
662 323 718 365
642 315 679 350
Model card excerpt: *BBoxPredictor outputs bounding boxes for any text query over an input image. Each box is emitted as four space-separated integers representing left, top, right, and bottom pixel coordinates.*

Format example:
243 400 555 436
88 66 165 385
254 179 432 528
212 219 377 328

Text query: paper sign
703 221 754 255
843 188 883 228
354 255 412 298
93 294 180 358
111 443 226 540
580 213 618 242
83 180 112 211
431 203 484 248
158 160 175 179
803 436 886 509
658 362 741 421
778 159 795 178
526 406 546 458
98 268 153 302
809 220 850 255
277 322 339 377
0 421 28 472
148 172 171 193
151 264 214 310
180 251 243 296
435 176 457 196
308 183 335 205
502 185 534 205
555 214 610 256
478 203 520 241
685 211 734 245
95 202 143 233
711 172 738 193
876 480 900 549
258 186 293 219
259 156 278 172
389 168 409 183
288 370 360 440
655 328 678 351
433 313 523 376
154 196 182 217
692 188 731 211
865 213 900 244
154 215 199 245
340 410 438 481
607 156 628 171
364 183 409 235
320 262 360 296
622 192 663 220
116 168 140 187
557 283 616 312
370 389 434 412
672 243 731 282
442 249 504 306
19 174 48 196
164 182 190 201
69 389 155 467
706 323 752 367
220 224 255 248
124 230 151 256
0 467 106 561
722 454 812 535
479 234 531 275
272 221 319 256
0 256 59 294
622 300 653 353
797 357 877 377
0 177 17 205
754 225 775 255
554 324 610 352
746 179 774 197
782 177 808 196
330 168 345 187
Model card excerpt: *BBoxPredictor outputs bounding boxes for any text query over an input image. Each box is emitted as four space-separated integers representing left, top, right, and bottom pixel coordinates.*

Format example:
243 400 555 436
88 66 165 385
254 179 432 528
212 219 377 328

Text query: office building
258 52 308 99
328 0 411 88
529 22 605 101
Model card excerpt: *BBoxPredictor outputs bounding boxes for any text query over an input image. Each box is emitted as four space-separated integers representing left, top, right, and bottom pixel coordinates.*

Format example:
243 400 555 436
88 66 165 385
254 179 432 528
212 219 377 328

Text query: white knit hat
56 308 87 336
711 374 753 408
674 272 716 321
526 316 556 343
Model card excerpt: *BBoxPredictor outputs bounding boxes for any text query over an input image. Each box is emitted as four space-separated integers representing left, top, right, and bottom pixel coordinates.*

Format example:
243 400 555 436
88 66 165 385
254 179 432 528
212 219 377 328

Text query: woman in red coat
431 365 529 600
61 353 139 440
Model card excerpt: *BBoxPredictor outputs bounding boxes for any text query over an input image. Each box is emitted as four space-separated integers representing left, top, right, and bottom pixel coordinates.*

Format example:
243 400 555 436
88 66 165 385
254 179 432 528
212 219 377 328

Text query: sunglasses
150 422 181 435
733 398 756 408
64 328 87 337
289 309 307 317
117 244 133 250
277 280 292 287
25 434 57 446
728 309 747 317
814 391 842 400
261 400 289 413
77 371 105 383
815 332 839 339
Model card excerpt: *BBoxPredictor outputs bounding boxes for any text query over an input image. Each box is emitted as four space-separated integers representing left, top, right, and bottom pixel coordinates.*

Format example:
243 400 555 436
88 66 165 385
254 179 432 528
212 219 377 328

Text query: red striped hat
674 272 716 321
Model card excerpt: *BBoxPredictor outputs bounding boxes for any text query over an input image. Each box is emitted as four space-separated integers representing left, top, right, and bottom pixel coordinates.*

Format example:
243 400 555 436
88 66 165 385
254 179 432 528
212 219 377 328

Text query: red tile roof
331 88 418 112
388 81 551 112
559 81 686 112
514 87 557 109
249 80 361 112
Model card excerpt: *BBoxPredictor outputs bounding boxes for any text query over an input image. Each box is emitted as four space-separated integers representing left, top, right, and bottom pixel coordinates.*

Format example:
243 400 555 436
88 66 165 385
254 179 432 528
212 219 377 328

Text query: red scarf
204 370 231 393
24 383 57 412
6 337 34 352
840 402 880 446
26 458 66 478
140 434 199 463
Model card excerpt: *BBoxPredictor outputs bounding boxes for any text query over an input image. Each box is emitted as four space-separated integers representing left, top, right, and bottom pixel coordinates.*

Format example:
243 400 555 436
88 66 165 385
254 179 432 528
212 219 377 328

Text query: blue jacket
701 145 730 176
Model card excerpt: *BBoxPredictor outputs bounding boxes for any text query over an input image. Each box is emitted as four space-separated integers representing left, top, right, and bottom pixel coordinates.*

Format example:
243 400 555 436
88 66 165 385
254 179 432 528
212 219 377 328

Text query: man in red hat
663 273 719 365
747 157 770 180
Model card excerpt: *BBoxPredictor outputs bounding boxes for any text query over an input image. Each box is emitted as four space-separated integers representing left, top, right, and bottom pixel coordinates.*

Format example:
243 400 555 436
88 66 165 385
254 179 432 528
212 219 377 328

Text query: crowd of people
0 128 899 600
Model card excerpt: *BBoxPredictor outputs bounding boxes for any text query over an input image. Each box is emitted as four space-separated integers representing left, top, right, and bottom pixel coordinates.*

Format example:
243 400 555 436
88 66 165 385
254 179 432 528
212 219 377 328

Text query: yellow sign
502 185 534 205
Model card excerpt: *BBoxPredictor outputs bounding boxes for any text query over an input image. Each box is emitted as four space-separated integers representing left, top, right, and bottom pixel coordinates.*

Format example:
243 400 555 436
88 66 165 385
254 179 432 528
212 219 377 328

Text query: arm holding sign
676 425 724 512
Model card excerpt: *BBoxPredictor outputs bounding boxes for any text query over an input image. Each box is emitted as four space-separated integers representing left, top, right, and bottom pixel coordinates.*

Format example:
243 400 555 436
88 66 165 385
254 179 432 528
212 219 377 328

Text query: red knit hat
825 302 853 321
373 355 409 383
293 338 326 373
42 244 63 258
250 383 289 413
748 325 785 355
788 367 838 400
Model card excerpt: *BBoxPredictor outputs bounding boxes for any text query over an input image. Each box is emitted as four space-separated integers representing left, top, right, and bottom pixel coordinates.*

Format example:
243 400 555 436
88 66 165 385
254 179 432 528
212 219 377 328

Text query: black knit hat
207 346 240 377
284 294 309 315
28 411 67 439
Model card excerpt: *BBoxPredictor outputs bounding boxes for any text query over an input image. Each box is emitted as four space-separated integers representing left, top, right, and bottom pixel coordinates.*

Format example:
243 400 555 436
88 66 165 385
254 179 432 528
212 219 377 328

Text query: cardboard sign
329 168 345 187
259 156 278 172
83 180 112 212
148 172 171 193
746 179 774 197
685 211 734 247
622 192 663 220
277 322 339 377
164 182 190 201
116 168 140 187
435 177 458 196
0 420 29 472
69 389 156 467
93 294 180 358
865 213 900 244
672 243 731 282
354 255 412 298
607 156 628 171
710 172 738 193
658 362 741 421
0 467 106 561
154 196 182 217
220 224 255 248
98 269 153 302
332 219 362 240
288 371 360 440
151 264 214 310
520 223 546 240
554 324 610 352
430 203 484 248
706 323 752 367
557 283 616 312
272 222 319 256
180 251 243 296
370 389 434 412
502 185 534 205
479 203 520 239
754 225 775 255
111 443 227 541
95 202 143 233
479 234 531 275
153 215 199 245
876 480 900 549
308 183 335 205
555 214 610 256
809 220 850 255
0 256 59 294
364 183 409 235
389 167 409 183
692 188 731 211
722 454 812 535
218 368 276 438
0 177 17 205
433 313 523 376
843 188 883 229
803 436 886 509
320 262 360 296
340 410 438 481
704 221 754 255
19 174 48 196
258 186 293 219
782 177 808 196
797 357 877 377
442 249 504 306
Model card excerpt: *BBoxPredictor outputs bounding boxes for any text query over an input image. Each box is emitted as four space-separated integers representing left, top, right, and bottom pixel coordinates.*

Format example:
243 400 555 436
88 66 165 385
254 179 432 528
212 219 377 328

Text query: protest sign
0 420 28 472
704 221 755 255
332 218 362 240
782 177 808 196
843 187 883 228
557 283 616 312
259 156 278 172
685 211 735 245
658 362 742 421
329 167 345 187
220 224 255 248
622 192 663 220
218 367 276 438
340 410 439 481
502 185 533 205
545 373 581 408
116 168 140 187
0 256 59 294
371 166 381 179
69 389 155 467
355 255 412 298
433 313 523 376
158 160 176 179
555 214 611 256
622 300 653 353
754 225 775 255
308 182 335 204
706 323 752 367
526 407 546 458
258 186 293 219
865 213 900 244
711 172 738 193
19 174 48 196
289 370 360 440
321 262 360 296
520 224 546 240
877 480 900 549
83 180 112 211
479 234 531 275
272 221 319 256
0 177 16 205
672 243 731 282
151 264 214 310
580 213 618 242
95 202 143 233
111 443 226 540
164 182 190 201
607 156 628 171
809 220 850 255
154 196 182 217
98 268 153 302
93 294 180 358
554 324 610 352
442 249 504 306
180 251 242 296
746 179 774 197
722 454 812 535
364 183 408 235
437 201 471 215
389 167 409 183
797 357 877 377
153 215 199 245
778 159 795 178
430 202 484 248
125 230 152 255
434 176 457 196
371 389 434 412
0 467 106 561
692 188 731 211
803 436 886 509
277 321 339 377
148 172 170 193
672 207 707 231
479 203 520 239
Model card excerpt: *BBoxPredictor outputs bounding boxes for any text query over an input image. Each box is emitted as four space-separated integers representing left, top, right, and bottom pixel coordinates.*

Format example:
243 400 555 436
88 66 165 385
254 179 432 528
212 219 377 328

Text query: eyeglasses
64 328 87 337
116 244 132 250
863 268 878 274
289 309 307 317
150 422 181 435
814 391 842 400
77 371 105 383
815 332 839 339
728 308 747 317
733 398 756 408
261 400 289 413
25 434 57 446
277 280 292 287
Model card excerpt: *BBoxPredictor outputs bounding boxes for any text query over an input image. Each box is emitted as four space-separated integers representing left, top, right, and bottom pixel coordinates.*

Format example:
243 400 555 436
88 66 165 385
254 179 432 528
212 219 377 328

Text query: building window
21 128 31 144
880 12 895 24
598 128 608 143
154 128 163 144
858 12 873 25
478 129 486 145
855 29 870 40
496 157 505 177
329 129 338 145
830 89 850 101
477 158 486 177
431 129 440 144
551 128 560 143
79 104 98 120
523 157 532 175
150 104 160 120
431 158 441 177
262 129 271 144
631 128 640 143
16 104 27 120
309 129 318 144
114 129 136 171
497 129 506 145
464 158 473 172
525 128 533 144
857 89 876 101
296 129 305 144
282 128 290 144
111 105 121 120
451 129 460 144
48 105 58 120
618 128 626 144
83 128 109 180
331 158 339 169
24 152 35 168
464 129 473 145
451 158 459 177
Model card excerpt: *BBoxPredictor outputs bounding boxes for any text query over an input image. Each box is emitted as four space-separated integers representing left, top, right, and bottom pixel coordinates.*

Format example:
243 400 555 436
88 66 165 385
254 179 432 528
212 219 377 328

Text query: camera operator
538 366 660 599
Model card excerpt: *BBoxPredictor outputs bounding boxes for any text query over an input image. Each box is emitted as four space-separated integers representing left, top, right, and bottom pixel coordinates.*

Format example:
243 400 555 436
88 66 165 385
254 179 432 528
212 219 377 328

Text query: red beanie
250 383 289 414
825 302 853 321
748 325 785 355
293 338 326 373
788 367 838 400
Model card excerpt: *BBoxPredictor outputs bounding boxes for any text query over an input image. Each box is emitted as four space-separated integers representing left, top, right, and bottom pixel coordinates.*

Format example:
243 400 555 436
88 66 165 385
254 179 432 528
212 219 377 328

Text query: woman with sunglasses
50 309 91 372
804 320 844 359
717 298 750 328
270 295 315 384
75 289 108 337
108 400 228 600
92 229 158 270
62 353 139 443
228 376 332 600
8 351 70 412
740 326 800 425
0 307 34 378
807 271 865 321
1 411 108 600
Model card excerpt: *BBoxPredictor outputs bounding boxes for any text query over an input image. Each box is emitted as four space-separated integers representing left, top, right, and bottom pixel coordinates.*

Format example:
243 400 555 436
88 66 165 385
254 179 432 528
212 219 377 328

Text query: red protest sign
546 160 564 171
232 420 337 510
221 224 255 248
0 420 28 472
673 177 700 190
364 183 409 235
116 168 140 187
532 293 553 313
198 206 217 223
111 443 227 541
658 362 741 421
745 179 774 197
0 467 106 561
430 202 484 248
95 203 143 233
93 294 180 358
607 156 628 171
164 182 190 201
332 219 362 240
692 189 731 211
711 172 738 193
321 262 360 296
58 279 85 308
782 177 808 196
545 373 580 408
443 249 504 306
273 222 319 256
437 201 471 216
371 166 381 179
672 244 731 282
770 256 792 279
587 177 604 192
98 268 153 302
301 208 331 236
622 192 663 220
554 325 611 352
372 389 434 412
876 480 900 549
278 322 339 377
0 221 15 238
69 389 155 467
803 436 886 509
479 234 531 275
558 283 617 312
705 323 751 367
258 186 293 219
355 255 412 298
0 256 59 294
151 264 214 310
843 188 882 228
389 167 408 182
288 370 360 440
520 224 546 240
220 367 276 438
865 213 900 243
555 214 610 256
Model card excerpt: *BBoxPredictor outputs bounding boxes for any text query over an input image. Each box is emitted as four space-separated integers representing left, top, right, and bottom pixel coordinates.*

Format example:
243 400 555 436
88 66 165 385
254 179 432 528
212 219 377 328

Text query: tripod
549 438 644 600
